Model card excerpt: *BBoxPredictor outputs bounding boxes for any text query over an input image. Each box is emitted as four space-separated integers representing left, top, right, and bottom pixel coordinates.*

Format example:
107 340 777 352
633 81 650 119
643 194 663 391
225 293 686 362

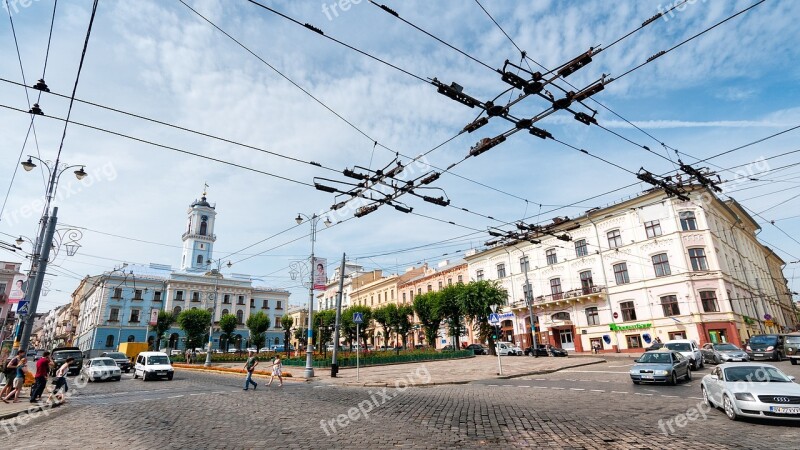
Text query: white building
316 262 364 311
465 187 798 353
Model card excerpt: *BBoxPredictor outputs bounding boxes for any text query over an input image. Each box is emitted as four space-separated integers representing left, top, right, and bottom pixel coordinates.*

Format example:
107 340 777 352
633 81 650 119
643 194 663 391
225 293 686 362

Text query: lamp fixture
21 157 36 172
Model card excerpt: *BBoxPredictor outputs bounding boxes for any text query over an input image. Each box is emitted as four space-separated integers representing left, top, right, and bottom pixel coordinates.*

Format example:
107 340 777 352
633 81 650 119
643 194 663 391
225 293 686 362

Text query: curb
0 400 63 422
496 358 607 379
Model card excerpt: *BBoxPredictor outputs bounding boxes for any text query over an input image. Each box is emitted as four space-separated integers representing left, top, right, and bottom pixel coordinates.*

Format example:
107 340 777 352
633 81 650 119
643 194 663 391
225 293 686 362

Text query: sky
1 0 800 313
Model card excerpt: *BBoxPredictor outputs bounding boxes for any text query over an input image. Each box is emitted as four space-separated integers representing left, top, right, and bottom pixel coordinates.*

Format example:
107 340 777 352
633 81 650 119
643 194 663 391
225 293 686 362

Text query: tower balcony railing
181 232 217 241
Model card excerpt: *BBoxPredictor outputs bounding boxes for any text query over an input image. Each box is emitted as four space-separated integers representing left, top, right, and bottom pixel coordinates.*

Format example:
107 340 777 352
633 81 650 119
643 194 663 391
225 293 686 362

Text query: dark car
50 346 83 376
645 342 665 352
746 334 785 361
101 351 132 373
466 344 489 355
547 345 568 357
524 346 549 357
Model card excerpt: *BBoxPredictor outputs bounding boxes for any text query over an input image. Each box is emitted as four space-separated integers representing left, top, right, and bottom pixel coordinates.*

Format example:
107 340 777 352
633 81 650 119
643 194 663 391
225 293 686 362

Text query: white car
664 339 704 370
134 351 174 381
701 363 800 421
80 357 122 382
495 342 519 356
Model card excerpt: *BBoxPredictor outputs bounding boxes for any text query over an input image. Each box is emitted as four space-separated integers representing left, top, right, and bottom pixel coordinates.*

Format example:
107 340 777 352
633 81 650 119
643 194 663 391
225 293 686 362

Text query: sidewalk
570 351 643 358
0 386 55 421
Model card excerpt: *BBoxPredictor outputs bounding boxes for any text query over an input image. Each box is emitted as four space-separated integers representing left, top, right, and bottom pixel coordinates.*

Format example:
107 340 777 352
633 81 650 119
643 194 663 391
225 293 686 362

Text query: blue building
73 193 290 353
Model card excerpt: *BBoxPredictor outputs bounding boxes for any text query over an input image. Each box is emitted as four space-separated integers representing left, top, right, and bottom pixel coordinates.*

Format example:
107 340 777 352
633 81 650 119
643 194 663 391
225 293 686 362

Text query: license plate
641 375 654 379
755 354 764 357
731 358 742 362
770 406 800 414
157 371 166 375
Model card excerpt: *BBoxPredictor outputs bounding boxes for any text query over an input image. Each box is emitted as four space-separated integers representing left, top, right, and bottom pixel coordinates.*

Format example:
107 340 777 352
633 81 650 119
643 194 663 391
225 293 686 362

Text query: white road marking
688 397 703 400
533 386 548 389
520 385 530 388
502 384 513 387
314 386 325 388
608 364 633 368
551 387 565 390
590 389 605 392
167 395 184 398
635 393 654 396
487 384 498 387
661 395 680 398
611 391 628 394
570 388 585 391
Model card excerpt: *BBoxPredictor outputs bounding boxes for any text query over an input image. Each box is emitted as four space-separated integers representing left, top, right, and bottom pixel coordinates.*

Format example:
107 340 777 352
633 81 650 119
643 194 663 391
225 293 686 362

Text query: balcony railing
531 285 606 305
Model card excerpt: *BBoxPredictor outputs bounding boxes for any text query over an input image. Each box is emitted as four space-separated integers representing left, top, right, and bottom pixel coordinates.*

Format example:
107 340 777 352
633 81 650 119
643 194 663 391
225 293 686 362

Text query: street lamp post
293 213 331 378
16 156 86 353
490 303 503 375
204 259 231 367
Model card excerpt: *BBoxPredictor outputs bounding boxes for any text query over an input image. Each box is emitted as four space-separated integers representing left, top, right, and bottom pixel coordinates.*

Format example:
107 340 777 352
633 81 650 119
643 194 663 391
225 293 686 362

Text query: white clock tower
180 189 217 271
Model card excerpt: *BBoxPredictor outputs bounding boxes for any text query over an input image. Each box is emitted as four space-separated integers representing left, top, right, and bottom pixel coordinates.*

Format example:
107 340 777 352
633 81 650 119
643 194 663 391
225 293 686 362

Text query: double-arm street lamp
16 156 87 352
292 213 330 378
204 258 231 367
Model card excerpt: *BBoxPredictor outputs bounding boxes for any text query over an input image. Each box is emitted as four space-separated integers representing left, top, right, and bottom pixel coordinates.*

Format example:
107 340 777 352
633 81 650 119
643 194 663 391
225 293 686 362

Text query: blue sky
2 0 800 311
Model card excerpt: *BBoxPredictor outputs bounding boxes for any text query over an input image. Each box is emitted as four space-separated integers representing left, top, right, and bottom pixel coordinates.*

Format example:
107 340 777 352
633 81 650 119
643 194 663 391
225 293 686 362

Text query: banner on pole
313 257 327 290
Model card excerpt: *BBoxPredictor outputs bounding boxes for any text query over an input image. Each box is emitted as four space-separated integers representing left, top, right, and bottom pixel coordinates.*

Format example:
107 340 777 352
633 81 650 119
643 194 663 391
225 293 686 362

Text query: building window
613 263 630 285
680 211 697 231
276 300 282 310
236 310 244 324
689 248 708 271
438 281 443 290
574 239 588 257
550 278 562 300
109 308 119 322
668 331 686 340
173 306 182 315
626 335 642 349
175 290 184 301
652 253 671 277
644 220 662 238
154 291 162 302
620 301 637 321
133 289 143 300
520 256 530 272
607 230 622 248
457 275 463 283
262 299 269 309
274 317 282 329
130 309 140 323
402 292 406 302
417 288 421 295
496 264 506 278
112 288 122 299
250 298 255 308
221 309 229 316
409 290 414 300
700 291 719 312
199 216 208 236
476 270 484 281
223 294 230 304
660 295 680 317
447 278 452 286
545 249 557 265
196 255 203 265
105 335 115 348
579 270 593 293
585 307 599 325
551 312 570 321
191 292 200 302
237 295 245 305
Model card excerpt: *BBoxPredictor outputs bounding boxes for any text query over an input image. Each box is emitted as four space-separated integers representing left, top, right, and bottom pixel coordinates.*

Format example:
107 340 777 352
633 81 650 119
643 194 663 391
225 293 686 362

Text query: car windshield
56 351 82 360
724 366 791 382
749 336 777 345
104 352 127 359
94 359 117 366
638 353 672 364
713 344 739 351
664 343 690 352
785 336 800 345
147 356 170 365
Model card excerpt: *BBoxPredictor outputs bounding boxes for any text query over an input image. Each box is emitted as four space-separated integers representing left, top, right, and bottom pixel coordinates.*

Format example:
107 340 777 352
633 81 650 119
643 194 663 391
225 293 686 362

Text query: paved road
3 362 799 449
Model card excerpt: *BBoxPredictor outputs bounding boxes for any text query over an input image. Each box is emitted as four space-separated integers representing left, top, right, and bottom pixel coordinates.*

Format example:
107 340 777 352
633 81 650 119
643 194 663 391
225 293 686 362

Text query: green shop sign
609 323 652 332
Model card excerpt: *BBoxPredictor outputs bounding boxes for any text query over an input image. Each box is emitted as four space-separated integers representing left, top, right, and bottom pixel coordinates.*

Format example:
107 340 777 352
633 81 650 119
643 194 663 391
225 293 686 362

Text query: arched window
127 335 135 342
274 337 280 345
105 335 115 348
169 333 179 349
199 216 208 236
236 310 244 324
551 312 570 321
196 255 203 265
221 309 229 316
173 306 182 315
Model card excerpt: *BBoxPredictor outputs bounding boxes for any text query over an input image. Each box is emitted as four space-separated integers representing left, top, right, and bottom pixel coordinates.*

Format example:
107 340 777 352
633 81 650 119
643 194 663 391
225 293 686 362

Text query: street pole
356 322 360 382
305 216 318 379
520 250 539 358
331 253 345 377
205 261 222 367
18 207 58 353
490 304 502 375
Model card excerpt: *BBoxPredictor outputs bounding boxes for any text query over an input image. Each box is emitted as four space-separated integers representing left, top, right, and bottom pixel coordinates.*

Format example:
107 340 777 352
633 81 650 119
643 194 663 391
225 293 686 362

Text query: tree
177 309 211 351
313 309 336 357
294 327 307 349
281 315 294 357
219 314 238 352
372 305 393 348
413 291 443 348
461 280 508 356
342 305 372 349
246 311 271 351
392 304 414 350
150 311 175 351
438 284 467 350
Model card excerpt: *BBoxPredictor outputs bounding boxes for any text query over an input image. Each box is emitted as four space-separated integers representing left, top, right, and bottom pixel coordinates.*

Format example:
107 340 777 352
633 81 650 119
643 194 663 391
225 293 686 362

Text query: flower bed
281 349 474 368
172 363 292 377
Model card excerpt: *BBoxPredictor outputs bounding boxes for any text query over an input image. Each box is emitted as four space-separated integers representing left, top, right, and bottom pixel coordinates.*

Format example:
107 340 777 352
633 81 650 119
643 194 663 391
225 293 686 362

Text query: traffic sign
488 313 500 325
353 312 364 324
16 300 29 316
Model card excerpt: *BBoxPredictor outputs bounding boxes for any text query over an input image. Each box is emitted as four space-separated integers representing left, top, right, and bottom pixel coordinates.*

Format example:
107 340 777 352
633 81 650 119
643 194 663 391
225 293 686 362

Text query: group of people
0 349 72 405
242 350 283 390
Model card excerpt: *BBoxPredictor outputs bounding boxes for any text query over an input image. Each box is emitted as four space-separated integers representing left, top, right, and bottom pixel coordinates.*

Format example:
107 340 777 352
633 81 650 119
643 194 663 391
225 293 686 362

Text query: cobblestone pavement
4 367 800 449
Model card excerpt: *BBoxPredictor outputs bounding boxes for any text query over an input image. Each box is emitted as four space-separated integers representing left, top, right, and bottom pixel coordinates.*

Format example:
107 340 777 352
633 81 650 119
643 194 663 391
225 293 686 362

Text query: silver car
80 357 122 382
701 363 800 421
629 350 692 385
701 343 749 365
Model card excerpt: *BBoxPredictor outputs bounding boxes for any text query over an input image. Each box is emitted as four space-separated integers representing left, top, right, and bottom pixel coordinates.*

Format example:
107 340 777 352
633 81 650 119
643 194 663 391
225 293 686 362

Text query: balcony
508 286 606 312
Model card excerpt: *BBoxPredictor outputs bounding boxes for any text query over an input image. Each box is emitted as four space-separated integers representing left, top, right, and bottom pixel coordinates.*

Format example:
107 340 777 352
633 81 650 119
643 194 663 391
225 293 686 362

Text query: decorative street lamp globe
21 157 36 171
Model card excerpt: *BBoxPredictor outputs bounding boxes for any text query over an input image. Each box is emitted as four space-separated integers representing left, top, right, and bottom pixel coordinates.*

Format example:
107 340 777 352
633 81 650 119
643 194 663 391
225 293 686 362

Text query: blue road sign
16 300 29 316
488 313 500 325
353 312 364 324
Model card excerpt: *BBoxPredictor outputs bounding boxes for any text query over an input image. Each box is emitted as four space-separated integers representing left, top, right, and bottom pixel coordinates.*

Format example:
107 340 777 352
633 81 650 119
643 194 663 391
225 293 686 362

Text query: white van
495 342 519 356
134 351 174 381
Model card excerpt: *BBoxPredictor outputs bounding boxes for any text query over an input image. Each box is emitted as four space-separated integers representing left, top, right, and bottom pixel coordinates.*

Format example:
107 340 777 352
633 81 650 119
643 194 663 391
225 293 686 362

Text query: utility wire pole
331 253 345 377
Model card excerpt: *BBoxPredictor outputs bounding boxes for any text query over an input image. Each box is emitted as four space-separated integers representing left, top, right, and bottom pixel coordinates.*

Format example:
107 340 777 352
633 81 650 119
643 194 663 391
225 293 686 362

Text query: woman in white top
47 357 73 404
267 355 283 387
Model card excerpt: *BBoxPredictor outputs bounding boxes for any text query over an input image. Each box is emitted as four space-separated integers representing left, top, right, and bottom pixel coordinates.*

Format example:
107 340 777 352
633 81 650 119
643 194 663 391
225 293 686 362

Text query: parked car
258 347 272 353
701 363 800 421
465 344 489 355
546 345 568 357
439 344 455 352
50 346 83 376
101 351 132 373
786 333 800 365
663 339 704 370
746 334 786 361
701 343 749 365
80 357 122 382
495 342 519 356
524 346 549 357
629 350 691 385
170 349 182 357
645 342 665 352
246 347 258 353
271 344 295 353
133 351 174 381
34 349 46 361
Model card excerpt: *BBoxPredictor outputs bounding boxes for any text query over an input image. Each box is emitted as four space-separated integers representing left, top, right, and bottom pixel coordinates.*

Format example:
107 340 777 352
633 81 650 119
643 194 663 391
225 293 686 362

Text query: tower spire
203 182 209 197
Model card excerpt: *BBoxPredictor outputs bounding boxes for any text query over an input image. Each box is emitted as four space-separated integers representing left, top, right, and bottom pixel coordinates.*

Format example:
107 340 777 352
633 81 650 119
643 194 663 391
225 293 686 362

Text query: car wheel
167 373 174 381
791 359 797 366
668 372 677 386
714 355 721 365
723 395 738 421
142 372 149 381
113 377 121 381
685 368 692 381
133 371 139 379
701 386 714 407
632 380 640 385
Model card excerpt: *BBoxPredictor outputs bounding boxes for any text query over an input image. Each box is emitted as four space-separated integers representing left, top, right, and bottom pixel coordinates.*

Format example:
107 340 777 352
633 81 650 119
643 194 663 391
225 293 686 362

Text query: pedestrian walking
1 350 24 398
267 355 283 387
592 341 601 354
30 351 51 403
242 350 258 391
185 348 191 364
2 357 27 403
46 357 74 404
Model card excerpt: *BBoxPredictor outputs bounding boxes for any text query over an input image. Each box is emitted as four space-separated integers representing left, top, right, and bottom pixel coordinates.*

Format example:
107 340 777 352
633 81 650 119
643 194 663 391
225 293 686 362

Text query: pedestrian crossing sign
17 300 29 316
353 312 364 324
